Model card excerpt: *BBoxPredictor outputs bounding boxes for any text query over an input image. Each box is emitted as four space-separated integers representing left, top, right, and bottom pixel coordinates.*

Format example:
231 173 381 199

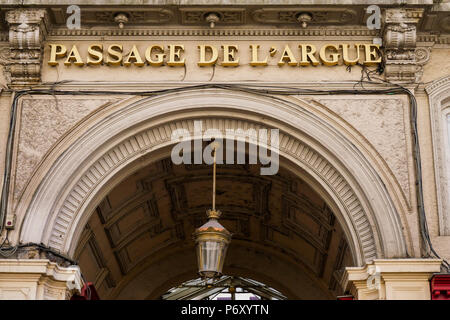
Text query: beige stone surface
343 259 442 300
416 94 439 235
316 97 412 205
11 97 113 209
0 259 82 300
421 49 450 83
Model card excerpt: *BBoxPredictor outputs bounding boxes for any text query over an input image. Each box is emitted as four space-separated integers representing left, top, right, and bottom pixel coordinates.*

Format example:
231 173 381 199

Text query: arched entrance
11 89 410 298
73 156 354 299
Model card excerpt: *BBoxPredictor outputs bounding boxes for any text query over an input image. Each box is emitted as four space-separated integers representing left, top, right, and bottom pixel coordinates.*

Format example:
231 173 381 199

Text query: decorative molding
252 8 361 25
383 8 425 83
417 34 450 45
384 8 424 25
92 9 172 25
47 27 378 38
415 46 431 65
343 259 442 300
0 259 82 300
82 8 174 25
5 9 49 86
426 76 450 235
46 117 377 262
414 46 432 81
180 8 245 25
426 75 450 95
49 7 175 25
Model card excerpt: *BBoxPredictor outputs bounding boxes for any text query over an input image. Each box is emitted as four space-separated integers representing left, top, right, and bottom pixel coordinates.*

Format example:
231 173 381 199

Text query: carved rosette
5 9 48 86
383 8 424 83
252 8 359 25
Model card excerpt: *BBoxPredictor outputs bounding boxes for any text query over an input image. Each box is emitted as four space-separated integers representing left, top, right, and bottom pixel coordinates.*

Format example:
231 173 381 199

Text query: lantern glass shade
193 218 231 279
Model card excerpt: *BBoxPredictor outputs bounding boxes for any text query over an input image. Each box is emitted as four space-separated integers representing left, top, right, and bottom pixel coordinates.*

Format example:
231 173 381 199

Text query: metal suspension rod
212 144 217 211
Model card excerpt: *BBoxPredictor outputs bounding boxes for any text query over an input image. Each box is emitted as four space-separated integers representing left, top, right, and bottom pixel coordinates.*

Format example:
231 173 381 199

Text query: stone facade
0 1 449 299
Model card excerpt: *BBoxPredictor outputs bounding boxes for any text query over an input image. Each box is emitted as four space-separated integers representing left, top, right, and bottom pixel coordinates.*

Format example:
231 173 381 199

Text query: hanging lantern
193 141 231 279
193 209 231 279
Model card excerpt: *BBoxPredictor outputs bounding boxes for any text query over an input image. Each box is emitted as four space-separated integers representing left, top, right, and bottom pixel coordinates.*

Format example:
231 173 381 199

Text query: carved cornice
50 7 174 25
417 34 450 45
5 9 49 86
6 9 48 25
180 7 246 25
48 27 378 38
382 8 426 84
384 8 424 25
252 7 362 25
2 4 447 34
425 75 450 95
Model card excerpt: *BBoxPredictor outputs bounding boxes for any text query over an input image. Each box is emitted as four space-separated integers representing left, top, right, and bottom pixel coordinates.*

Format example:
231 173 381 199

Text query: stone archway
14 89 408 265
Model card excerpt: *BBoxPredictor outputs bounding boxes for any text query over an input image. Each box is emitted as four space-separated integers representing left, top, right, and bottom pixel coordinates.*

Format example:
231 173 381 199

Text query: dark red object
337 295 354 300
431 274 450 300
70 282 100 300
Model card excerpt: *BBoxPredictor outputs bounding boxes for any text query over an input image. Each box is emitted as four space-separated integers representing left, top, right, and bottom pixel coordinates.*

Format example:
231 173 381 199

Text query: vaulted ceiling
75 157 353 299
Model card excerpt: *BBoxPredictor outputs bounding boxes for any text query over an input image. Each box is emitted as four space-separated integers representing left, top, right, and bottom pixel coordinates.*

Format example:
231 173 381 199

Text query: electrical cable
0 240 77 264
0 80 448 272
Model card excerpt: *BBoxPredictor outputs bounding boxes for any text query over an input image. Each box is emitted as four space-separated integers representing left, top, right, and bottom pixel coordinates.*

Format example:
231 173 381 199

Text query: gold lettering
363 44 381 66
48 42 383 69
167 44 185 67
87 44 103 65
123 45 144 67
278 45 297 66
342 44 361 66
221 45 239 67
64 45 84 66
48 44 67 66
319 44 340 66
107 44 123 66
198 45 218 67
299 44 319 66
249 44 268 66
145 45 165 66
